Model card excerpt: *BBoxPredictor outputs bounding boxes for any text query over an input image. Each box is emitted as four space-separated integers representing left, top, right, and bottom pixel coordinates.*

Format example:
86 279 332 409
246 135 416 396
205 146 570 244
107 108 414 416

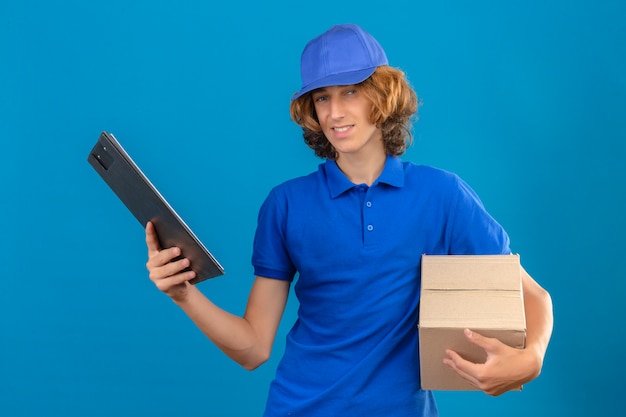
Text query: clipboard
87 131 224 284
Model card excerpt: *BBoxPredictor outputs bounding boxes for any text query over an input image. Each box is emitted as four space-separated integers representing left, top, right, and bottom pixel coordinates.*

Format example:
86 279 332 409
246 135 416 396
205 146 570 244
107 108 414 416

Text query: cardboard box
418 254 526 391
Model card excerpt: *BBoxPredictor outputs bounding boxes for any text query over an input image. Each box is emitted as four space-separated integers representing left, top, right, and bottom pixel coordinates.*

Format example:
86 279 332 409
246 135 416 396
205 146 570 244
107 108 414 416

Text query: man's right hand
145 221 197 300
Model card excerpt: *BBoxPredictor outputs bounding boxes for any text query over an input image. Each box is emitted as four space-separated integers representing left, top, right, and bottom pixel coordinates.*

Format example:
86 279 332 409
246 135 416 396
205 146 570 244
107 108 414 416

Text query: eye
314 95 328 102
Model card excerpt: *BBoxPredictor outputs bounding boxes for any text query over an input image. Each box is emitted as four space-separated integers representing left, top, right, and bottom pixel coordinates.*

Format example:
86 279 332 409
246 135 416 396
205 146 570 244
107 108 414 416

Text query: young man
146 23 553 417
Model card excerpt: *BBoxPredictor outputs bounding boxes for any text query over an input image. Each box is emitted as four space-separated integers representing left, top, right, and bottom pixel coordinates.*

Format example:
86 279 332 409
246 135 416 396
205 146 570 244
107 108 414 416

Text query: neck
335 151 387 186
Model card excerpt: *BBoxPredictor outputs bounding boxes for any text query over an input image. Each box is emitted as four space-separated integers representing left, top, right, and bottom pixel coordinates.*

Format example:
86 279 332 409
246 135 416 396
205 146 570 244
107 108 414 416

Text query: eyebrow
311 87 328 95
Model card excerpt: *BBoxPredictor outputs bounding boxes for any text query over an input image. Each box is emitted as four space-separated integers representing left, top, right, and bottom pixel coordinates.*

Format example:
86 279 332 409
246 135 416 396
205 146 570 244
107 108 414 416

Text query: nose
329 97 345 119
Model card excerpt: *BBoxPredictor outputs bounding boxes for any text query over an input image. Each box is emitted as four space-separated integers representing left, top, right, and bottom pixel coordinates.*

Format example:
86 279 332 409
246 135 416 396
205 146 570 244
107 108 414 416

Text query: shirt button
367 225 374 232
366 201 372 208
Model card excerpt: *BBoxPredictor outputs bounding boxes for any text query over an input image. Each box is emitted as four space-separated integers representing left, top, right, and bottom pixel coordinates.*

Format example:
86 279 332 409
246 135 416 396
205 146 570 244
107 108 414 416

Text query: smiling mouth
333 125 353 133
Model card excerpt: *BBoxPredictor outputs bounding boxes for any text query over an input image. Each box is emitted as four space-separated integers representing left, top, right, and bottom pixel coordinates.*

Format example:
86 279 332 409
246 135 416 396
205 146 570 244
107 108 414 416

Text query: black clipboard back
87 131 224 284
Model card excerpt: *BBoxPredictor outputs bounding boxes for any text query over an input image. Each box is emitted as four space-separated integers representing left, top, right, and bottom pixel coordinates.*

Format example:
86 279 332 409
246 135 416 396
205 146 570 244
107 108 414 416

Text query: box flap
419 291 526 329
421 254 521 291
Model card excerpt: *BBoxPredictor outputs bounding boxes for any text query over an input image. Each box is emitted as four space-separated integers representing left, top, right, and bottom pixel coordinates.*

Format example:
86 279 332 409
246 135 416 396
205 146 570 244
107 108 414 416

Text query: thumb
145 221 162 255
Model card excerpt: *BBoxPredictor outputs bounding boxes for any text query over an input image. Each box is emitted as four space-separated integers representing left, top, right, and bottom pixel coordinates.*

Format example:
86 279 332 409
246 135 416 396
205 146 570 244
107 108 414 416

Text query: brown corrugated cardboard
418 254 526 391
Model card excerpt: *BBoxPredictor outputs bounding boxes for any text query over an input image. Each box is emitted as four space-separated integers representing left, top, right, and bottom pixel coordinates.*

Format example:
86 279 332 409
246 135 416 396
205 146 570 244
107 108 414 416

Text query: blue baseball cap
291 24 388 101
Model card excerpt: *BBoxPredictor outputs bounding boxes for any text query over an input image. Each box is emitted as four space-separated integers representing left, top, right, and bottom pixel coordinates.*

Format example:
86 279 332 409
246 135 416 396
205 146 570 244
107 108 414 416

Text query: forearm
443 267 553 394
173 285 268 370
522 267 554 374
145 225 285 369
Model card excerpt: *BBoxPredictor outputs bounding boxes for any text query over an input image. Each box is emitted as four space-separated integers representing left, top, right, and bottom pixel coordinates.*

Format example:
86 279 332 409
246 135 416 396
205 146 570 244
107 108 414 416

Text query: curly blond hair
289 66 418 160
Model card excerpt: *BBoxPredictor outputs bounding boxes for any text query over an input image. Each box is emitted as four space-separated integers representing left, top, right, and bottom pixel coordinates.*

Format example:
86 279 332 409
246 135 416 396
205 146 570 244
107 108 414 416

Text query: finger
444 349 480 377
145 221 162 255
153 270 196 293
443 349 480 388
146 247 184 273
161 256 193 278
464 329 499 353
146 246 179 269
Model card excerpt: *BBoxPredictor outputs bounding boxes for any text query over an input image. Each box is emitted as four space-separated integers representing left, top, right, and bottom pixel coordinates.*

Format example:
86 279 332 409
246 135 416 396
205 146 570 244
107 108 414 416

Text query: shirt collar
324 155 405 199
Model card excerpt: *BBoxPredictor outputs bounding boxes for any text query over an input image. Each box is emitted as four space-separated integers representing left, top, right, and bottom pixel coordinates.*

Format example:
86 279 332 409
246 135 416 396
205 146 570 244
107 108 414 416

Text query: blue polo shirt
253 156 510 417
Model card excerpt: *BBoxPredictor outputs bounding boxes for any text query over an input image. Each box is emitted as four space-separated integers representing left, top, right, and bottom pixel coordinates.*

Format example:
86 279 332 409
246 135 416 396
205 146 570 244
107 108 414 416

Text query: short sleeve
251 188 297 281
446 175 511 255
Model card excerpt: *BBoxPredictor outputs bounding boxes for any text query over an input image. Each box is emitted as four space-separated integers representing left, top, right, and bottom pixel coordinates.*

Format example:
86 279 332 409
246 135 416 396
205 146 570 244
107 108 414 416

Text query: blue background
1 0 624 416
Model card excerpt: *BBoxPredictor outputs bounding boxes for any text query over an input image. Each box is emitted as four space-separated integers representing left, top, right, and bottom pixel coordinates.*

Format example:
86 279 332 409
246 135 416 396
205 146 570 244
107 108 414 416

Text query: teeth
334 126 351 132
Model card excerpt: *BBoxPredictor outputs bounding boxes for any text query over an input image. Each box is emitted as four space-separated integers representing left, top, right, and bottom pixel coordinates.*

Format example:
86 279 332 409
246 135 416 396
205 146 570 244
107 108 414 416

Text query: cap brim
291 67 377 101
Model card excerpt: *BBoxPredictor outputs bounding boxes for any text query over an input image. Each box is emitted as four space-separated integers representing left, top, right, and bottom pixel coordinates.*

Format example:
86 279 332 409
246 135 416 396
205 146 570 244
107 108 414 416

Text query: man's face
312 85 383 159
